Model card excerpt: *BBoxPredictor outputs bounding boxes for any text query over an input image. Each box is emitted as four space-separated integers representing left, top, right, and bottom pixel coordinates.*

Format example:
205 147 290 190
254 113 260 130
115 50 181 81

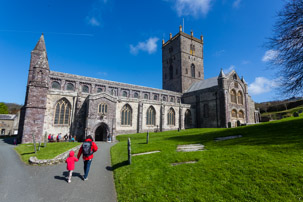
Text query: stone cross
128 138 131 165
38 142 41 151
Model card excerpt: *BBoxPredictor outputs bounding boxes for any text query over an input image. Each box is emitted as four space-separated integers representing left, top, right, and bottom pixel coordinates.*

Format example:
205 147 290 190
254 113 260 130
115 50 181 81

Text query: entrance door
95 123 108 141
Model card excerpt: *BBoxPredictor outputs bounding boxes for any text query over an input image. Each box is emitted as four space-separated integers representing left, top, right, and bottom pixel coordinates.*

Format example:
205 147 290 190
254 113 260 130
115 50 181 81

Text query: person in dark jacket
65 150 78 183
77 135 98 180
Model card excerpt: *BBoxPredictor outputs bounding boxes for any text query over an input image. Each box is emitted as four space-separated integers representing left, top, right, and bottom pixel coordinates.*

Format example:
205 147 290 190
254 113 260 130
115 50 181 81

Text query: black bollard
128 138 131 165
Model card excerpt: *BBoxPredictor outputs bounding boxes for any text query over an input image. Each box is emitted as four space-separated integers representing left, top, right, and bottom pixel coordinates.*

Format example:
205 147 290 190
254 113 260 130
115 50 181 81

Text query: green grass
111 117 303 201
15 142 80 164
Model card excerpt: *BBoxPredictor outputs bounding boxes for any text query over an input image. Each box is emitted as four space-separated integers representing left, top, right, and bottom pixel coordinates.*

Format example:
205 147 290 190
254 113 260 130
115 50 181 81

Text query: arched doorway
95 123 109 141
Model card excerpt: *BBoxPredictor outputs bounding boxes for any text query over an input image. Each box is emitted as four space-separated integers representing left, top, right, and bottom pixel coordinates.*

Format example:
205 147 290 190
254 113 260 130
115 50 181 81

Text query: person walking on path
65 150 78 183
77 135 98 181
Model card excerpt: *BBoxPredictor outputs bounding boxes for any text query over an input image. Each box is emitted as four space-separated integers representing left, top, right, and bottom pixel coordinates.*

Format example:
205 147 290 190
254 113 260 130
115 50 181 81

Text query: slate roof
186 77 218 93
0 114 16 120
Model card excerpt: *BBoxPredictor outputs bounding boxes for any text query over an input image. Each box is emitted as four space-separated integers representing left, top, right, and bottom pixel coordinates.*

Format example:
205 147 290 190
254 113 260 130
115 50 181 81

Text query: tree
0 103 9 114
267 0 303 96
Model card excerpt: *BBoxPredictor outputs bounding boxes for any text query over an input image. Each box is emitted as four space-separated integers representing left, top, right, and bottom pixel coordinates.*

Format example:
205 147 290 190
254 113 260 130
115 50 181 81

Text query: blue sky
0 0 285 104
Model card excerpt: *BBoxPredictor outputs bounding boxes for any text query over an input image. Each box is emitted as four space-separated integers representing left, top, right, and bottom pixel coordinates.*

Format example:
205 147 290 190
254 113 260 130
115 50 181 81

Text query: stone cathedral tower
18 34 50 143
162 26 204 93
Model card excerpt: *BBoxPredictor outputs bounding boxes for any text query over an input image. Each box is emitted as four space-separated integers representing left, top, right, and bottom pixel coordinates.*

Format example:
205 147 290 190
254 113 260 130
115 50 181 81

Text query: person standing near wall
77 135 98 181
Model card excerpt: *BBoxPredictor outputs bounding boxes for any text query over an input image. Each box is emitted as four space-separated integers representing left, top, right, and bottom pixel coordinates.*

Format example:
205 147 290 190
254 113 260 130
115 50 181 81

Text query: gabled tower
162 26 204 93
18 34 50 143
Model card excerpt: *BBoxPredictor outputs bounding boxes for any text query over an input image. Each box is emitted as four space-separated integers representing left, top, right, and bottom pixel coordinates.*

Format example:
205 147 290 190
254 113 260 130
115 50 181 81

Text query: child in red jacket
65 150 78 183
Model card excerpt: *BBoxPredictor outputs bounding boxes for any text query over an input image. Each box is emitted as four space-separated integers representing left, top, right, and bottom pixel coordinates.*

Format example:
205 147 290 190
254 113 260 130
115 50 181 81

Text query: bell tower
162 26 204 93
18 34 50 143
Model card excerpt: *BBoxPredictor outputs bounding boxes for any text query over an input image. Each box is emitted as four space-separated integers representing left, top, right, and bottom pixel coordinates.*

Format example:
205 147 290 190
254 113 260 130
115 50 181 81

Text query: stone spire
33 33 47 52
218 68 226 78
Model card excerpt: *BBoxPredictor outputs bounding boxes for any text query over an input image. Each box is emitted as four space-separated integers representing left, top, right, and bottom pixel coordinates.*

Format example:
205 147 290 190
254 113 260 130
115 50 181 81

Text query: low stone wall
29 145 81 165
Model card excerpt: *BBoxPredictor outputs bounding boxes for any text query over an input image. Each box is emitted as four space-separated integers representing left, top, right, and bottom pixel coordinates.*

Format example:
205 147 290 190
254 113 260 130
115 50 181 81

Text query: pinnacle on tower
218 68 226 78
33 33 47 52
179 25 182 32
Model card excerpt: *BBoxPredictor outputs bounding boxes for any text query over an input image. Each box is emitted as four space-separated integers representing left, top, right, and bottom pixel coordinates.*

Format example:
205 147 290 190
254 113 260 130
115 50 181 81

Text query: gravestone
177 144 204 152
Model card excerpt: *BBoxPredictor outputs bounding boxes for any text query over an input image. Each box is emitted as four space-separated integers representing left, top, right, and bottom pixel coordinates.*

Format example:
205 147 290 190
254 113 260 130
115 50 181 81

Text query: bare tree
267 0 303 96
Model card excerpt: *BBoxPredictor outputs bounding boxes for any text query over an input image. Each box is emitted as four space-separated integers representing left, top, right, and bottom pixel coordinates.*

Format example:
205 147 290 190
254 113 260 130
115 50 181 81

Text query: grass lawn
111 117 303 201
261 105 303 119
15 142 80 164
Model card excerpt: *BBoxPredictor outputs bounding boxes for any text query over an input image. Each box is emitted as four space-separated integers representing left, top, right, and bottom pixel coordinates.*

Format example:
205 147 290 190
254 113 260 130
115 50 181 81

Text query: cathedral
18 26 259 143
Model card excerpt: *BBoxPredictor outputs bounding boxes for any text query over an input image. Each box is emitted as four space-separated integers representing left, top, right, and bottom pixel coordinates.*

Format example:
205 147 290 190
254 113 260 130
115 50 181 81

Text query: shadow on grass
54 171 83 182
106 160 129 171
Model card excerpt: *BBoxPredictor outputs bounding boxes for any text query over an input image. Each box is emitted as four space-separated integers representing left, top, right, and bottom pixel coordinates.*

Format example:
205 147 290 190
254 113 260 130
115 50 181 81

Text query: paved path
0 137 117 202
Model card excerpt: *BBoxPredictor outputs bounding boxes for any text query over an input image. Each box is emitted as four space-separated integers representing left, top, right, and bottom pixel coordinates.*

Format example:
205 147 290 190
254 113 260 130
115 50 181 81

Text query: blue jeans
84 160 92 179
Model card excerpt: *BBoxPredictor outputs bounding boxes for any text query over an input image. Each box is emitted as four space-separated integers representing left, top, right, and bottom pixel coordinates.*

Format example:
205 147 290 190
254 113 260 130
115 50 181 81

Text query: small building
0 113 19 136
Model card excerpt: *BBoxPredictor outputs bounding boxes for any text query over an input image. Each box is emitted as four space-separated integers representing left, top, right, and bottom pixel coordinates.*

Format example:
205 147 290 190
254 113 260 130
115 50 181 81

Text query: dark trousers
84 159 92 179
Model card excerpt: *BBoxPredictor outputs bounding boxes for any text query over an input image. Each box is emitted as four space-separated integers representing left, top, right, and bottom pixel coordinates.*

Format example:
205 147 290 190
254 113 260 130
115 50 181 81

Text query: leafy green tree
0 103 9 114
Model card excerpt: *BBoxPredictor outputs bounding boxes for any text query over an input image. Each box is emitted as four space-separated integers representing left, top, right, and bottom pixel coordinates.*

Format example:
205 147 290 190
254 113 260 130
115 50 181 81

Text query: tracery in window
134 92 139 98
230 89 237 103
167 108 175 126
52 81 61 90
170 97 174 102
121 104 132 126
98 103 108 114
146 106 156 126
237 91 243 105
154 95 158 101
54 99 70 125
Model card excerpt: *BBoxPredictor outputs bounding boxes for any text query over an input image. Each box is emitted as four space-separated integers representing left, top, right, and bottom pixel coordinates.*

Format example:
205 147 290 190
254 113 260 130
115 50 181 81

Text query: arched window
121 104 132 126
122 91 127 97
185 110 192 129
167 108 175 126
237 91 243 105
186 68 188 74
146 106 156 126
134 92 139 98
190 44 193 55
231 109 237 118
204 104 209 118
191 64 195 78
233 74 237 80
52 81 61 90
111 89 117 96
82 85 89 93
144 94 148 99
97 88 103 93
54 99 71 125
169 65 173 79
154 95 158 100
163 96 166 101
66 83 74 91
170 97 174 102
230 89 237 103
238 110 244 119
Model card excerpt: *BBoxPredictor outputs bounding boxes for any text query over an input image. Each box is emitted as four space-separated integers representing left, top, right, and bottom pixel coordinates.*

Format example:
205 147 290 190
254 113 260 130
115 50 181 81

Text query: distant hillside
3 103 22 114
255 97 303 121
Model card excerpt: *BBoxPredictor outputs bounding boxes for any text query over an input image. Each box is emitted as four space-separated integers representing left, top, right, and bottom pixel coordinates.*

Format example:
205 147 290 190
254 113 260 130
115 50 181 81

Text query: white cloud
262 49 278 62
248 77 281 95
233 0 241 8
86 17 101 27
173 0 212 17
223 65 235 74
130 37 159 55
